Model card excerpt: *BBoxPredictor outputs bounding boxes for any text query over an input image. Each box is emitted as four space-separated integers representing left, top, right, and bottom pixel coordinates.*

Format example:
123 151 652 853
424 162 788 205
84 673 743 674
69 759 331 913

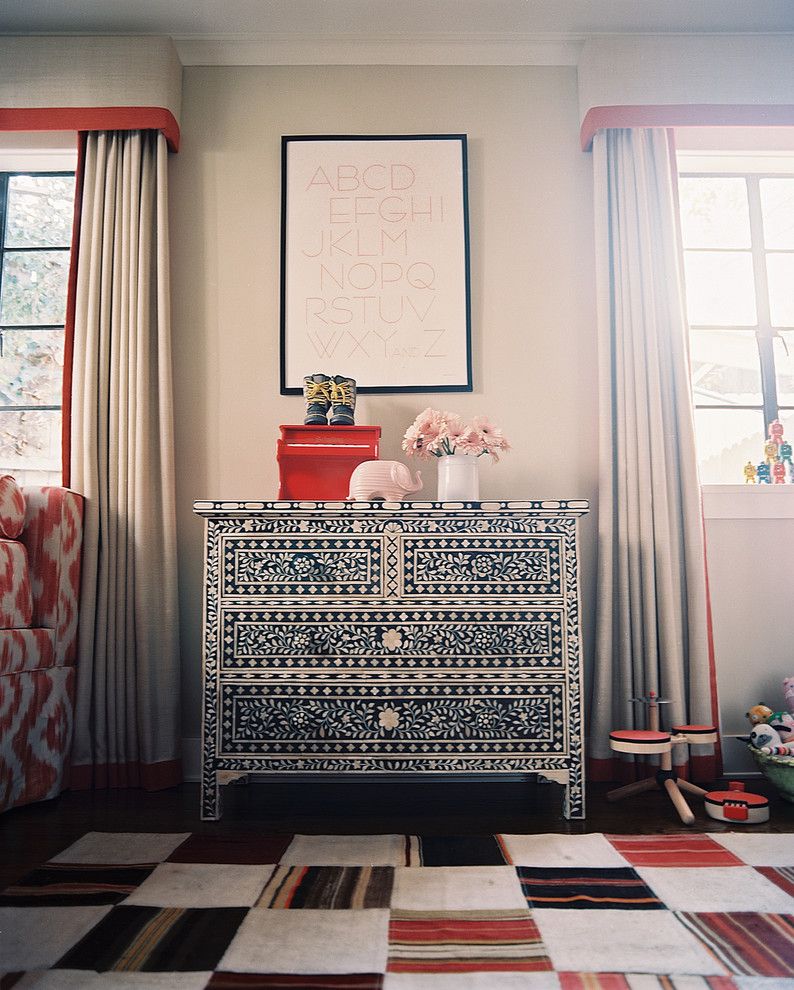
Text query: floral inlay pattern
381 630 403 651
197 501 587 822
230 694 555 745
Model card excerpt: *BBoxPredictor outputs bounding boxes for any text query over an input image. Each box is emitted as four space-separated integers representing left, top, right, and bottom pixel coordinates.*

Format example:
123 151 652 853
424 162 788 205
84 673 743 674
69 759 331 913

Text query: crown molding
174 32 585 67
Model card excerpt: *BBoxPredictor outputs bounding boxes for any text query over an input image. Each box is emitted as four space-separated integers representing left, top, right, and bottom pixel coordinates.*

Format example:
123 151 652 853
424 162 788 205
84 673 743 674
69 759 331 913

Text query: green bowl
749 746 794 802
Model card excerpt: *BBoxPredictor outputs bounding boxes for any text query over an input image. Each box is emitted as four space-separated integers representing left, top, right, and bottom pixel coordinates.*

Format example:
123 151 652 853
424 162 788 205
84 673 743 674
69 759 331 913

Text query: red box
277 425 381 500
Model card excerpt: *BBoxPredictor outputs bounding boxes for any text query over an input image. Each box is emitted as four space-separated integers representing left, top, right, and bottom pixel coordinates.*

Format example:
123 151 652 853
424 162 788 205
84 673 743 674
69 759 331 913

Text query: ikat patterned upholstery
0 486 84 812
0 538 34 628
0 474 25 538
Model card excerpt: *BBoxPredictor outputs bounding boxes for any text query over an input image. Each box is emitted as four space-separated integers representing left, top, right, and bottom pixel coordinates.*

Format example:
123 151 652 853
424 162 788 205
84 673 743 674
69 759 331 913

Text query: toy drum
704 781 769 823
609 730 672 755
671 724 718 746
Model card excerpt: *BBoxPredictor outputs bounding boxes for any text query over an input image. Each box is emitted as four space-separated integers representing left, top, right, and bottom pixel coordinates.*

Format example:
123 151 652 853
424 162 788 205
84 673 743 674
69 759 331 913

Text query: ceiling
3 0 794 39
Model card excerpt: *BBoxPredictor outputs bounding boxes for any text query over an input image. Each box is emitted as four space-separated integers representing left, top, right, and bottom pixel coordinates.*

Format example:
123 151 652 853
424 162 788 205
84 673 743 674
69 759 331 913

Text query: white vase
437 453 480 501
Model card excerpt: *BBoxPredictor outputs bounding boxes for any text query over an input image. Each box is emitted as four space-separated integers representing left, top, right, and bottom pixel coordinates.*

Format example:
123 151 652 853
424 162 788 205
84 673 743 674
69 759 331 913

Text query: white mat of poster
281 136 471 392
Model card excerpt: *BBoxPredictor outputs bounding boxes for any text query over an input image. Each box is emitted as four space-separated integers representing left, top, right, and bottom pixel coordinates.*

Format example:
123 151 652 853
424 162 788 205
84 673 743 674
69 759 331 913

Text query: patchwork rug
1 831 793 988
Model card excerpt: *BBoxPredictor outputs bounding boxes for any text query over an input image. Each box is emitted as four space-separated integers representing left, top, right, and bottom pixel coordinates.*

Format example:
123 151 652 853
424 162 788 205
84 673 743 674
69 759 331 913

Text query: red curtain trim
587 755 718 785
61 132 86 487
70 759 182 791
580 103 794 151
0 106 180 152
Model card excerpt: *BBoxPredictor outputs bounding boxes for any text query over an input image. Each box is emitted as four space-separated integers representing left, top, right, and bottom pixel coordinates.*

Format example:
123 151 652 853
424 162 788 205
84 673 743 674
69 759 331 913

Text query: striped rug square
0 862 155 906
257 866 394 909
676 912 794 976
606 837 744 869
387 908 552 974
557 974 740 990
208 975 384 988
55 904 249 972
516 867 663 910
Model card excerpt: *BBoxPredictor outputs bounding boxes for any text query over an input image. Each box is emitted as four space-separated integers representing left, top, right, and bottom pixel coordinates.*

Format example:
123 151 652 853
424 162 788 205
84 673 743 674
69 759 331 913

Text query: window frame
0 168 75 479
678 166 794 439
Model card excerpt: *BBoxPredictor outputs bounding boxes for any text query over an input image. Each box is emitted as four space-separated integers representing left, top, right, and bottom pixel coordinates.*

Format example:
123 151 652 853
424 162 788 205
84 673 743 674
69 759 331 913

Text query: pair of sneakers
303 374 357 426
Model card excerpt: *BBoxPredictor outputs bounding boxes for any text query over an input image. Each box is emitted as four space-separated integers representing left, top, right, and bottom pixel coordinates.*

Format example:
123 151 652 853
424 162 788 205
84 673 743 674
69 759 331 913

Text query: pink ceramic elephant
347 460 423 501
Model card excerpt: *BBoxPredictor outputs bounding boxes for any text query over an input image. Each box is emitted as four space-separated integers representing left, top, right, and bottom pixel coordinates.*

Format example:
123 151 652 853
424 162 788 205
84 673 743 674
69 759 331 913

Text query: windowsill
702 484 794 519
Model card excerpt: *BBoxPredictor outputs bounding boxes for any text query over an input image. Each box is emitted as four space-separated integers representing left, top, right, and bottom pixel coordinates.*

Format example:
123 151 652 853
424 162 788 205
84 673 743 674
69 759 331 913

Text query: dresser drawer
220 605 568 674
401 533 563 598
218 679 568 758
220 534 383 598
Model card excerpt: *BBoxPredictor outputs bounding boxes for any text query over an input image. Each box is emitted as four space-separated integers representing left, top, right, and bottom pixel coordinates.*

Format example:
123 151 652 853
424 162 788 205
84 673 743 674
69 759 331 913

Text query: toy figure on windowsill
743 461 757 484
757 461 772 483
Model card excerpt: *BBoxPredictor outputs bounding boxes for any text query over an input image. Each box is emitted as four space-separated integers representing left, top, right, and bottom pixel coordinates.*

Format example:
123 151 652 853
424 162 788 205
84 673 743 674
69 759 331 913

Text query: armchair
0 483 84 812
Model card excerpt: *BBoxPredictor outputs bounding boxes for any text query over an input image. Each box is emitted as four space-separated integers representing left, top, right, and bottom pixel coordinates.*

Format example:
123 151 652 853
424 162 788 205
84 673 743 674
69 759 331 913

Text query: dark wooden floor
2 776 792 888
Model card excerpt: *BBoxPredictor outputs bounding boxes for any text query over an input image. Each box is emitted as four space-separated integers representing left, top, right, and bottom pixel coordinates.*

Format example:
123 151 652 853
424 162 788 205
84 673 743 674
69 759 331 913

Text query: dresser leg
201 769 222 821
563 776 586 820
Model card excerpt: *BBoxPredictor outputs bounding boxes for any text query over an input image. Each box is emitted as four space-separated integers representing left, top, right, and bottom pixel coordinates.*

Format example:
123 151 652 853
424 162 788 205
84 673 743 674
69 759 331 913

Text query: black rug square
414 835 507 866
516 866 664 909
55 904 249 971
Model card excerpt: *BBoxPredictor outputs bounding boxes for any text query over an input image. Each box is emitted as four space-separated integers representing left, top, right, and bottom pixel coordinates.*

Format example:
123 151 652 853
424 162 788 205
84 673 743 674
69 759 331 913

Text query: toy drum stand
607 692 717 826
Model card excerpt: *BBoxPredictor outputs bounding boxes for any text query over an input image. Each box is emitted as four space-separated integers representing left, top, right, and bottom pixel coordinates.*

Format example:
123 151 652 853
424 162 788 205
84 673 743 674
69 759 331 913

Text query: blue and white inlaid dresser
193 499 589 821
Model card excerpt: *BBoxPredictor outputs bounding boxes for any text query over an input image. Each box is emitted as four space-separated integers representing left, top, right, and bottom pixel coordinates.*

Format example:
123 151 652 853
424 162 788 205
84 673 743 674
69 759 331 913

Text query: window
677 153 794 485
0 170 76 484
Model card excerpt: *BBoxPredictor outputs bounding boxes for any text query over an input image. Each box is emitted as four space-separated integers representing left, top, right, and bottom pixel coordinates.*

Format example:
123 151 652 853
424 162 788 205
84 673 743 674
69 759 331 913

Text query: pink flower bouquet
402 408 511 462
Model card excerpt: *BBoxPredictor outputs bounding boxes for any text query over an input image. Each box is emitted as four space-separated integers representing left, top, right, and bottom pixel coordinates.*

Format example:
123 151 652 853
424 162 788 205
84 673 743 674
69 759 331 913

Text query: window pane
760 178 794 249
775 332 794 405
5 175 76 248
0 408 61 475
678 177 751 249
0 329 64 407
0 250 69 325
683 251 757 326
690 330 762 406
766 253 794 327
694 407 765 484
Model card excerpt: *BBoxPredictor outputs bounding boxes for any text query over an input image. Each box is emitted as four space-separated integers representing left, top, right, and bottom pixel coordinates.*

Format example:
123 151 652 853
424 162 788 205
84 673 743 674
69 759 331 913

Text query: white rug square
280 833 405 865
734 979 794 990
122 862 273 907
637 865 794 912
50 832 190 865
500 833 629 868
384 973 561 989
0 906 111 970
8 972 212 989
532 908 725 974
219 906 390 973
392 866 527 911
711 833 794 867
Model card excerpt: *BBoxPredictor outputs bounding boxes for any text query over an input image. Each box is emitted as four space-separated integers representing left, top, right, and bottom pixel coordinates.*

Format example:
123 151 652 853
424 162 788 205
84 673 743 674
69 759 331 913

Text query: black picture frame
280 134 472 395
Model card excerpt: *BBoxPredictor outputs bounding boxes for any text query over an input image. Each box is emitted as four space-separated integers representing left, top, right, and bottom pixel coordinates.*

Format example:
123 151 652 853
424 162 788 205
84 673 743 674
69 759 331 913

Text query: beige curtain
70 129 181 789
589 128 719 782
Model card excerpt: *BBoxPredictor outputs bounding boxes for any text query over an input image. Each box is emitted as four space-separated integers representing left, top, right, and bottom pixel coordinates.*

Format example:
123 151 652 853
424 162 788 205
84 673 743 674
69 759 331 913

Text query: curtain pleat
590 128 720 782
70 130 181 789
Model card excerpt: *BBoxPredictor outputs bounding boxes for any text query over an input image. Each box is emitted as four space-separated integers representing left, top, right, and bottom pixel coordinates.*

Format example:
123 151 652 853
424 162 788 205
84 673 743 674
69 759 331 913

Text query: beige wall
169 65 599 737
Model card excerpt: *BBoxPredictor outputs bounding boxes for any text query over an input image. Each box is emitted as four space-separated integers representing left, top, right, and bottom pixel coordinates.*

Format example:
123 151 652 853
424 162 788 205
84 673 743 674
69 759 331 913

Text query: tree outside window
0 172 75 484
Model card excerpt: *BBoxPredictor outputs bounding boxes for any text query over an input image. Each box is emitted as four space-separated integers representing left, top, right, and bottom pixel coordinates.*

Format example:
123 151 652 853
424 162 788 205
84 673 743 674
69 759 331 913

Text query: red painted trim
580 104 794 151
61 132 86 488
0 106 180 152
70 758 182 791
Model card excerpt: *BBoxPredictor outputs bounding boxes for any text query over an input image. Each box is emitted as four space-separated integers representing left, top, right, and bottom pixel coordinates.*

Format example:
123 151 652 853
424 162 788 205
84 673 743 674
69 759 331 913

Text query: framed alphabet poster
280 134 472 394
